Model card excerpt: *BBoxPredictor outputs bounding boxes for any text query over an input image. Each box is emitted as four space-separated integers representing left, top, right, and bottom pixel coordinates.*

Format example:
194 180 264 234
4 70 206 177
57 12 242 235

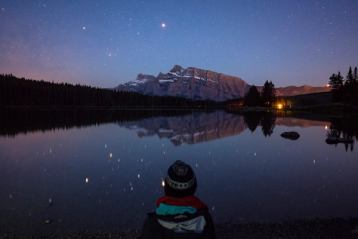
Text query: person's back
140 160 215 239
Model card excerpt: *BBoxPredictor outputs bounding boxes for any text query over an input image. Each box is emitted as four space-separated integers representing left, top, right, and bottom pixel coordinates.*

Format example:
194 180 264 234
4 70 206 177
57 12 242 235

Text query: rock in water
281 131 300 140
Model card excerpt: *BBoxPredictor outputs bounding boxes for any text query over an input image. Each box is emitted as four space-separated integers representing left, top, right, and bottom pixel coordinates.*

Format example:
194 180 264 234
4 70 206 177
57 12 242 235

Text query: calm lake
0 109 357 235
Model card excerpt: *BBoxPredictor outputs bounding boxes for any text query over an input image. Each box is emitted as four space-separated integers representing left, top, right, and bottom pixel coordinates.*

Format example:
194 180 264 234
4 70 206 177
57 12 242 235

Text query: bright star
82 26 87 30
161 22 167 29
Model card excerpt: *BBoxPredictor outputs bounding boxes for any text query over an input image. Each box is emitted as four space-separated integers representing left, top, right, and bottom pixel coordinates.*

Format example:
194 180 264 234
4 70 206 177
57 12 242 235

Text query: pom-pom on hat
164 160 197 197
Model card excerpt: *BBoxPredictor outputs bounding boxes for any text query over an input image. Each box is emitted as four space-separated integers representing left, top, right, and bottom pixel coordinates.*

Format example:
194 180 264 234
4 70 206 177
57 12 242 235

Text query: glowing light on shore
325 125 328 130
161 179 165 187
277 103 283 110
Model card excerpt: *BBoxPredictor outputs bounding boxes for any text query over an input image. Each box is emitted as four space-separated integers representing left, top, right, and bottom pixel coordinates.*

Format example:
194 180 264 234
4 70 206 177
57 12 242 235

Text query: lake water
0 110 357 235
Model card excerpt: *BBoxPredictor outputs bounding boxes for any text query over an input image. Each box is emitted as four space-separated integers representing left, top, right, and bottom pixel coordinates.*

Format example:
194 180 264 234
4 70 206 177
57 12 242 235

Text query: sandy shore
1 218 358 239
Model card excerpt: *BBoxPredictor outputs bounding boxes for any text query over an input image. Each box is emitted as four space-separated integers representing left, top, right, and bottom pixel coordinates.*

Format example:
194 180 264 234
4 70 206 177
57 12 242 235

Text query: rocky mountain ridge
116 65 250 101
116 65 329 101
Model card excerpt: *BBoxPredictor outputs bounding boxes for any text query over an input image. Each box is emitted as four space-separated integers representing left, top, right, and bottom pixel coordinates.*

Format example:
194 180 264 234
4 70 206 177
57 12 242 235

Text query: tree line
243 80 276 107
0 74 218 108
328 66 358 105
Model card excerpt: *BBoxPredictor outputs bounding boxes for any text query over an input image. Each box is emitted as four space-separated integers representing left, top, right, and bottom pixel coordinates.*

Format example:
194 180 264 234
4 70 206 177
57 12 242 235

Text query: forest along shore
2 218 358 239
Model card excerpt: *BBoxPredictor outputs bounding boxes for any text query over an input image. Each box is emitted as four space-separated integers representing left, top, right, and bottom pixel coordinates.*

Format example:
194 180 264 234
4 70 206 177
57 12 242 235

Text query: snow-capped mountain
115 65 330 101
115 65 250 101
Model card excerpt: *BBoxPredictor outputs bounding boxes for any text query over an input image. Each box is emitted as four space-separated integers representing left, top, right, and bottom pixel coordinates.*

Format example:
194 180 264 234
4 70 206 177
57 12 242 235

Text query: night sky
0 0 357 88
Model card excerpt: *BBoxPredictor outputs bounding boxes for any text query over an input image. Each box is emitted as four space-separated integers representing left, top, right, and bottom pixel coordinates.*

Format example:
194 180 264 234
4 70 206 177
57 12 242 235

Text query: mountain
274 85 330 97
115 65 330 101
115 65 250 101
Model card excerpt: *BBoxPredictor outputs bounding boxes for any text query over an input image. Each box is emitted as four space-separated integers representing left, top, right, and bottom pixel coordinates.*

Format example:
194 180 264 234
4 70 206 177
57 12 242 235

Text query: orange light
277 103 283 110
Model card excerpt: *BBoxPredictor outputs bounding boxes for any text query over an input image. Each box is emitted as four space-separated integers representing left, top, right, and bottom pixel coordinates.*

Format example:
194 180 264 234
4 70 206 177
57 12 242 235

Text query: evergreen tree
346 66 354 85
244 85 261 106
328 67 358 105
343 67 358 104
329 72 344 102
261 81 275 107
352 67 358 105
329 73 343 91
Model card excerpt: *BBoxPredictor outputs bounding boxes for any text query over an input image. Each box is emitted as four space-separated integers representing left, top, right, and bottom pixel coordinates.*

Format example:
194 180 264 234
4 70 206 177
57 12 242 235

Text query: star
161 22 167 29
82 26 87 30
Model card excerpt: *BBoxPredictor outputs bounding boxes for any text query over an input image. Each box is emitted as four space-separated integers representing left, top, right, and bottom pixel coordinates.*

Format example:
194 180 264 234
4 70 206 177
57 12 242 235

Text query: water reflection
0 109 358 236
325 118 358 152
0 108 191 137
1 109 357 149
120 111 247 145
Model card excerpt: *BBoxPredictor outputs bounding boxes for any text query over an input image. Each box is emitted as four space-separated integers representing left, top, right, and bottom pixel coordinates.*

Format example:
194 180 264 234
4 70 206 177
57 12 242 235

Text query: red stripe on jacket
156 196 208 210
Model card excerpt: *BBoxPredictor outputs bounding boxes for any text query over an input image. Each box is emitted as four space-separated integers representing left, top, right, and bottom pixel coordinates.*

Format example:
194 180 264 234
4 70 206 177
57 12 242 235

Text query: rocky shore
2 218 358 239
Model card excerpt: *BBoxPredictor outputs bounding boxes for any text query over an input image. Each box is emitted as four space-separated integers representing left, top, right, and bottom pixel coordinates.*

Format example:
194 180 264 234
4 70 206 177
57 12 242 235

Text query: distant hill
116 65 330 101
274 85 330 96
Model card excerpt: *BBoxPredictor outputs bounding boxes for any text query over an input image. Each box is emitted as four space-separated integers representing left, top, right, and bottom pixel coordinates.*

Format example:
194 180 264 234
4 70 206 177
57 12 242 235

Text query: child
140 160 215 239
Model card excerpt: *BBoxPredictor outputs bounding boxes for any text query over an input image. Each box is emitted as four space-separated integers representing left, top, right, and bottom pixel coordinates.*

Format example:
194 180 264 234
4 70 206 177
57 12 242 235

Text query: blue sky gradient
0 0 357 87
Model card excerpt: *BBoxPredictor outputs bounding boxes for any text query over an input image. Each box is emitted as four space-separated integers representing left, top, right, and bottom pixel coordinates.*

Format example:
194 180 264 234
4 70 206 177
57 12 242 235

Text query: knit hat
164 160 197 197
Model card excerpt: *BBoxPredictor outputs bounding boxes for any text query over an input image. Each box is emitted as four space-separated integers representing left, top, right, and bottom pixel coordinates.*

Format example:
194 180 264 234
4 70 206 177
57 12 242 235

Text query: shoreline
2 218 358 239
227 103 358 117
1 104 358 121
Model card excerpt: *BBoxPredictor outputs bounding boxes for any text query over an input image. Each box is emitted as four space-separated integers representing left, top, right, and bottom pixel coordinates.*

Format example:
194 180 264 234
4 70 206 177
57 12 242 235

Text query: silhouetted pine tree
244 85 261 106
261 80 275 107
343 67 356 104
328 67 358 105
329 72 344 102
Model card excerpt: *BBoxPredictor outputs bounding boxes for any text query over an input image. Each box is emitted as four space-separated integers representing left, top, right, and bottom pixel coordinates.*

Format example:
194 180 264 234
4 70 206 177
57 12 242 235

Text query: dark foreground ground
2 218 358 239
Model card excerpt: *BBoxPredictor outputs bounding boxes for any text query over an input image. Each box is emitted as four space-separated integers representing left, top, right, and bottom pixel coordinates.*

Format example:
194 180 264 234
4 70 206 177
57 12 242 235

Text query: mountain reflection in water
120 112 335 145
0 109 358 236
1 109 357 150
120 112 247 145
